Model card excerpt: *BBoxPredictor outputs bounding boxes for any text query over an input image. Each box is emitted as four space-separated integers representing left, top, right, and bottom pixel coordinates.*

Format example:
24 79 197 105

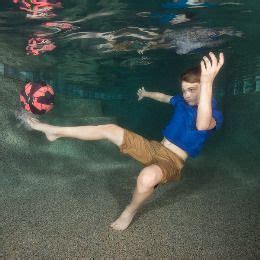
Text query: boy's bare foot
27 117 60 141
17 113 60 142
110 207 137 231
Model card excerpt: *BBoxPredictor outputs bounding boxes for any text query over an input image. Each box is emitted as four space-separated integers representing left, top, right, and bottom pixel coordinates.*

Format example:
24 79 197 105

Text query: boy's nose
184 93 191 98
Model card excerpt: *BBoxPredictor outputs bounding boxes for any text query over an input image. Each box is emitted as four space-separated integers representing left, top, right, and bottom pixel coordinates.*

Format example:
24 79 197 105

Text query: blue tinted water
1 0 259 134
0 0 259 257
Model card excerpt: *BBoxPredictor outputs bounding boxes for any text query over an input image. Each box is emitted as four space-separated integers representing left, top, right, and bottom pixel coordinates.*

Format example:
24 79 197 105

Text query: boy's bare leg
26 117 163 231
110 164 163 231
26 117 124 146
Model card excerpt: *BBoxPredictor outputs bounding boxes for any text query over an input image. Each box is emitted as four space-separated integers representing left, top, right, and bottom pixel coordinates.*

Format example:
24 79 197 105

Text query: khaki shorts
119 129 184 185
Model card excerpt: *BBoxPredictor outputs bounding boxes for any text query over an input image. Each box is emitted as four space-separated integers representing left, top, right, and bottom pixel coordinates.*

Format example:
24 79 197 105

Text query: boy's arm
196 52 224 130
137 87 173 103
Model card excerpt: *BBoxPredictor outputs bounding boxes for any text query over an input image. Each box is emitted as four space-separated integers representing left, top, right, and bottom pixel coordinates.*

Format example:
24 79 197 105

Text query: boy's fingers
203 56 211 70
200 60 206 73
217 52 224 71
209 52 217 68
219 52 224 65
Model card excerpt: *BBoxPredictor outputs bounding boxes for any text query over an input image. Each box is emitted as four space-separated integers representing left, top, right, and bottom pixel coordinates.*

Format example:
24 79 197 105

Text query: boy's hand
200 52 224 84
137 86 147 101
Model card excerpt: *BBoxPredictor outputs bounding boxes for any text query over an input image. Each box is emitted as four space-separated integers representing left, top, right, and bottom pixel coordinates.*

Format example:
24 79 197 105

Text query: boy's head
180 65 201 106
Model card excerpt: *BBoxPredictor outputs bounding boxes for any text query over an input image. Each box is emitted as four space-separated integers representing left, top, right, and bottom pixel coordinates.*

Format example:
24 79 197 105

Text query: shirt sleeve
169 95 182 106
212 109 224 130
212 97 224 130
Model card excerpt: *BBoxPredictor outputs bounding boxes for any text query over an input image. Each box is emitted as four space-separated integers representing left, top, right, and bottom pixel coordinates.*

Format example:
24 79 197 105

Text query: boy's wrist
200 80 213 87
144 91 150 98
200 74 216 85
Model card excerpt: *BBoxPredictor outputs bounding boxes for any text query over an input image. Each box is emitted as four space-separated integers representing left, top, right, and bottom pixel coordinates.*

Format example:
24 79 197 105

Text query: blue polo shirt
162 95 223 157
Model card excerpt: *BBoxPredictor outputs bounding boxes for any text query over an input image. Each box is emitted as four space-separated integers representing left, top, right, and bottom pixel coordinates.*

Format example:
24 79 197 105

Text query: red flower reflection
12 0 62 19
26 37 56 55
42 22 74 31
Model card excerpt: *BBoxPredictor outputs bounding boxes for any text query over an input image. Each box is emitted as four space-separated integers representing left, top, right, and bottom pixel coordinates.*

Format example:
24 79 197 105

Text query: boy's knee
138 166 162 188
102 123 119 131
101 124 122 135
99 124 124 145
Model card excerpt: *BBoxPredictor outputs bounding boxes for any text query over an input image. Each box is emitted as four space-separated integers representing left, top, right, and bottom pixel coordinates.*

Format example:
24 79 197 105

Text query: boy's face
181 81 201 106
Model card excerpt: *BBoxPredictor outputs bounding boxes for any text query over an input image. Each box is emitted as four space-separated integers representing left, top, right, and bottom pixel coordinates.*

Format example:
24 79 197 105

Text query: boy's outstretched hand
200 52 224 84
137 86 147 101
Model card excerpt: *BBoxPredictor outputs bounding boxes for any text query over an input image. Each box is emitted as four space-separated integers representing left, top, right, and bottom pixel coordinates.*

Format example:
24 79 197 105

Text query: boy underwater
25 52 224 231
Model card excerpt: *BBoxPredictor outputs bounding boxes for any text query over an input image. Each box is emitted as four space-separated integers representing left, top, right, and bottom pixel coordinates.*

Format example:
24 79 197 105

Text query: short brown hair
180 65 201 83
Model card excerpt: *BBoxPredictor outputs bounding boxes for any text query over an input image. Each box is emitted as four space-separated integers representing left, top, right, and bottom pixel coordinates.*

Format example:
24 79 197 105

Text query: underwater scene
0 0 259 258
